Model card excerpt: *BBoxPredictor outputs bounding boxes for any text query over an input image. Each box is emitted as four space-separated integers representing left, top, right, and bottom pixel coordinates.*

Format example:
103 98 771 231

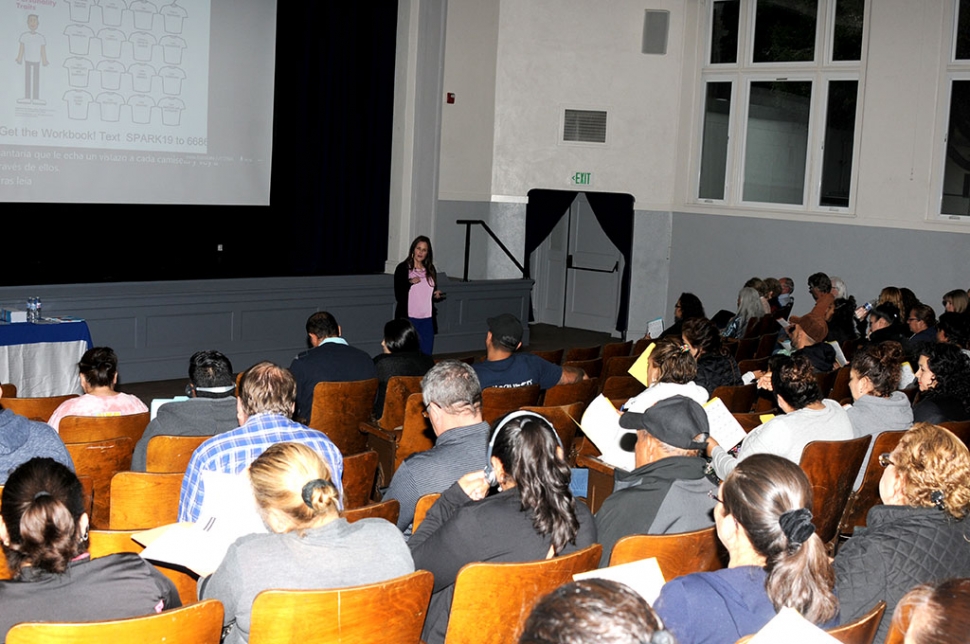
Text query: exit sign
571 171 593 186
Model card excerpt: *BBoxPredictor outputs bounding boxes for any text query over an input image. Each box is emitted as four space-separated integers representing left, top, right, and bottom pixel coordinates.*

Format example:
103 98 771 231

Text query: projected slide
0 0 275 205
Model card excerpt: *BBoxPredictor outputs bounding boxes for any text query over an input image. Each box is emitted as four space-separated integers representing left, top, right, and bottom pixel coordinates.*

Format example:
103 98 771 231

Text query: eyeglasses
878 452 895 468
707 490 723 504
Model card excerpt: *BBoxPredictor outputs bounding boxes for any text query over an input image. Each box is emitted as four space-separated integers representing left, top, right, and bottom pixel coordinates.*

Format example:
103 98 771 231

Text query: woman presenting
395 236 441 355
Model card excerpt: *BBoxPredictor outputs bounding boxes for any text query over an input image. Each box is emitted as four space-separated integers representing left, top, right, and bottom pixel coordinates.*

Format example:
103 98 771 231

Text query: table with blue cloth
0 321 93 397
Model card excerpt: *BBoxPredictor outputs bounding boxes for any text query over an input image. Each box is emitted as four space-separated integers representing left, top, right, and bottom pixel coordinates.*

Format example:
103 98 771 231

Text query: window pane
833 0 864 61
820 81 858 208
711 0 740 64
699 82 732 200
958 0 970 60
743 81 812 204
753 0 818 63
942 81 970 216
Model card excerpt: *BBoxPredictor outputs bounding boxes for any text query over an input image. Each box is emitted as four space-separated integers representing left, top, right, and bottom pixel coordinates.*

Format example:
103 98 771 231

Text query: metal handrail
456 220 526 281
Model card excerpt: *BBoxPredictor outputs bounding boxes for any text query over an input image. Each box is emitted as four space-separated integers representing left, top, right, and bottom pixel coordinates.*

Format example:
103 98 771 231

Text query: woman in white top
47 347 148 432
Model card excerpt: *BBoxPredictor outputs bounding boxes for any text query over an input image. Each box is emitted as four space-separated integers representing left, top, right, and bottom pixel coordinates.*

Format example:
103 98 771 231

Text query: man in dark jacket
790 314 837 373
594 396 717 567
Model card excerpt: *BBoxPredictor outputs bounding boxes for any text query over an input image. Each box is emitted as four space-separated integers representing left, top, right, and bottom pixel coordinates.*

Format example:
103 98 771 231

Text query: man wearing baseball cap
789 314 837 373
593 396 716 567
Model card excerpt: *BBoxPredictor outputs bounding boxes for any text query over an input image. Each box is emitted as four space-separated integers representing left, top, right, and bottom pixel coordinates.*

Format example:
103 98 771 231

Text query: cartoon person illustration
15 14 49 105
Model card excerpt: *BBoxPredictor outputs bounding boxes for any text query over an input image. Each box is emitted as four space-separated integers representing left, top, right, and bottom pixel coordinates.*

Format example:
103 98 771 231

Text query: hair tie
779 508 815 549
680 344 690 353
930 490 946 512
650 630 676 644
300 479 331 509
33 491 52 501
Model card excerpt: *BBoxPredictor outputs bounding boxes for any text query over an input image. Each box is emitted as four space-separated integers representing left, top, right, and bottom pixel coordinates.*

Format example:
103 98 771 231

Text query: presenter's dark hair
383 319 421 353
406 236 437 287
189 350 235 395
78 346 118 388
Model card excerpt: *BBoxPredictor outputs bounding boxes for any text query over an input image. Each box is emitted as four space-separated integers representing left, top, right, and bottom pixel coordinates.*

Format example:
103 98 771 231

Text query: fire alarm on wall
446 92 455 104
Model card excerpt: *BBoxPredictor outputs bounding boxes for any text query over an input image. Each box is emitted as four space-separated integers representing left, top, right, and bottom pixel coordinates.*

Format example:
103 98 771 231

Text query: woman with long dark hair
394 236 442 355
0 458 179 640
410 411 597 644
912 343 970 423
372 318 435 417
654 454 838 644
681 317 742 397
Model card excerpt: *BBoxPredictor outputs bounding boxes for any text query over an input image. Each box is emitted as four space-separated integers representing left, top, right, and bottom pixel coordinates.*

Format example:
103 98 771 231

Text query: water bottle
35 297 42 322
26 297 35 323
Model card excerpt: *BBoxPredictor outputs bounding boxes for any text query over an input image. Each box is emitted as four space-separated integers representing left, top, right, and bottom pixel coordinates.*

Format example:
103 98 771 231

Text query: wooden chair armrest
359 421 400 443
575 453 615 476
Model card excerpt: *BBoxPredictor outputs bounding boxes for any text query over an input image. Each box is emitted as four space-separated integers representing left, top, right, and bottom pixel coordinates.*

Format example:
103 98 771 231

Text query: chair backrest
601 376 646 401
530 348 564 365
481 384 541 425
754 333 777 359
711 383 757 413
731 412 766 434
542 378 598 408
940 420 970 447
736 600 888 644
59 412 150 445
341 449 379 509
411 492 441 533
86 529 196 606
563 358 602 379
378 375 425 431
0 383 17 398
736 356 769 374
108 471 183 530
631 337 652 357
815 369 839 398
838 430 906 535
601 355 639 381
830 365 852 403
395 394 435 471
248 570 434 644
1 394 78 422
145 434 212 473
563 345 601 363
5 598 224 644
734 336 760 362
66 437 134 529
519 403 583 460
608 526 725 580
342 498 400 525
798 435 872 546
307 379 379 455
445 544 602 644
600 340 633 361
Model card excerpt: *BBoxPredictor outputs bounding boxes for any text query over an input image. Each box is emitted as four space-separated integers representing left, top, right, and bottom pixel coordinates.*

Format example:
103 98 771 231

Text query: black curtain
524 189 634 333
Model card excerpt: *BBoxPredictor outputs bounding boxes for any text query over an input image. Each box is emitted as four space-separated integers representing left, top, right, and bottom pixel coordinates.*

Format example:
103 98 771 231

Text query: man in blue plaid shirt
177 361 344 523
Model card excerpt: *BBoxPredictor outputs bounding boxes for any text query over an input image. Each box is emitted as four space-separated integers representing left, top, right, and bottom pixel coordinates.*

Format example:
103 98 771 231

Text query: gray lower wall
0 274 533 384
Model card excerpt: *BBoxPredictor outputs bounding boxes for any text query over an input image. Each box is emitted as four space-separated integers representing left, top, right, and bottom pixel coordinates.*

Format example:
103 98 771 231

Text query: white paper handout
745 607 840 643
573 557 667 605
828 341 848 368
703 397 747 450
579 395 634 471
647 317 664 339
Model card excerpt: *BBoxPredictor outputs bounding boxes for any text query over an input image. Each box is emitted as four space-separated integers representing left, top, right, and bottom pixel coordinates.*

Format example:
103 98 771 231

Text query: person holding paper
681 318 742 397
653 454 839 644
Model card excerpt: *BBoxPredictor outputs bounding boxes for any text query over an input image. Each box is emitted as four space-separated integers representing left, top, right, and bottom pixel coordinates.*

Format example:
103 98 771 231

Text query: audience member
372 319 435 418
47 347 148 432
651 293 705 341
722 287 765 339
288 311 377 423
764 277 783 315
681 318 742 397
776 277 794 309
0 458 179 640
892 578 970 644
177 361 343 523
834 423 970 642
788 315 837 373
936 311 970 350
654 454 838 644
595 396 716 567
132 350 239 471
743 277 771 315
806 272 835 319
199 442 412 644
623 337 707 413
907 303 937 345
520 579 673 644
384 360 489 534
825 296 859 346
864 302 908 347
0 387 73 483
942 288 969 314
829 275 848 300
912 343 970 424
472 314 585 390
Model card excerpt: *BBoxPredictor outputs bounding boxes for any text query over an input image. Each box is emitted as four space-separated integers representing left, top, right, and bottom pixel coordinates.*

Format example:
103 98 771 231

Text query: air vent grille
563 109 607 143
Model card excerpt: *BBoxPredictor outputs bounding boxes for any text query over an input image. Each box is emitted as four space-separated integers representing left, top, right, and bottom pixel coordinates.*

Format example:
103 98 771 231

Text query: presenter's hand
409 277 421 285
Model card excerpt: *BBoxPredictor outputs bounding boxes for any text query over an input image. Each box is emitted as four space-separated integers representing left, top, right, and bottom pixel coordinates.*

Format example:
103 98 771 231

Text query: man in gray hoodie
0 387 73 483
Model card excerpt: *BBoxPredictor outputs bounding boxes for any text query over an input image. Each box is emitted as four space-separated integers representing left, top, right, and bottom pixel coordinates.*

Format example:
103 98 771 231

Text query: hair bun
300 479 332 509
779 507 815 549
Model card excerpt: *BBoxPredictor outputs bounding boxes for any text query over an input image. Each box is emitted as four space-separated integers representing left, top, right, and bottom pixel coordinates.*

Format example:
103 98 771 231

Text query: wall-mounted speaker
642 10 669 55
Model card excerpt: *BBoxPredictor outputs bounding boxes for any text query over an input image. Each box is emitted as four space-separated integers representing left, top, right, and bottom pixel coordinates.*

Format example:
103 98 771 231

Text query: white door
530 194 623 334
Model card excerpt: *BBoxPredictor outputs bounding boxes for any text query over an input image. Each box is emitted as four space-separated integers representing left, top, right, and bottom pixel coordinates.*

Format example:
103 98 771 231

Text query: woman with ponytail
0 458 179 640
200 442 413 644
654 454 838 644
410 411 597 644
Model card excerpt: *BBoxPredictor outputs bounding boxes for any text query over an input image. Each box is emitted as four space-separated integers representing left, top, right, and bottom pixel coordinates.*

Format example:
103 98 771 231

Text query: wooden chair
370 375 424 431
731 412 767 434
563 345 601 362
145 434 211 473
563 358 602 379
940 419 970 447
601 340 633 361
5 599 224 644
830 365 852 404
411 492 441 533
574 452 613 514
798 435 872 548
66 437 134 529
0 383 17 398
736 356 769 374
307 379 379 455
601 355 638 381
631 337 651 356
838 431 906 536
711 384 757 413
734 336 759 362
753 333 777 359
248 570 434 644
815 369 839 398
88 529 198 605
445 544 602 644
608 526 726 581
601 376 646 401
341 449 379 509
542 378 598 408
1 394 77 422
342 498 400 524
520 403 584 461
481 384 541 425
108 471 183 529
361 393 435 482
60 412 150 445
530 348 564 365
735 601 886 644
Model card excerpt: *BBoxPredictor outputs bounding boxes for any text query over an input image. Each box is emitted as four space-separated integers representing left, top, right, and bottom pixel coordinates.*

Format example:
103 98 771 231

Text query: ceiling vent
563 109 608 144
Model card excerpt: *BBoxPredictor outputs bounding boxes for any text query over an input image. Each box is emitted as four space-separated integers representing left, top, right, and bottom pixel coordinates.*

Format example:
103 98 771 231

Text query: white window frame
935 0 970 220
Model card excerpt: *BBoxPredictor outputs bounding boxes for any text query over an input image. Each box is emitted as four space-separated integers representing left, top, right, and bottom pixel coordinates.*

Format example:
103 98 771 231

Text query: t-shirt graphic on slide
100 0 128 27
159 35 186 65
96 92 125 122
69 0 96 22
63 90 94 119
128 63 156 92
128 94 155 124
98 28 127 58
130 32 157 62
160 2 188 34
159 66 185 94
64 57 95 88
64 25 95 55
158 97 185 126
130 0 157 30
97 60 126 90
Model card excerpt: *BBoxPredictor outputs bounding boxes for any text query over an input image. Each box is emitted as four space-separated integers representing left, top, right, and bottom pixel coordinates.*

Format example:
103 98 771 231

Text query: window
695 0 866 211
941 0 970 217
